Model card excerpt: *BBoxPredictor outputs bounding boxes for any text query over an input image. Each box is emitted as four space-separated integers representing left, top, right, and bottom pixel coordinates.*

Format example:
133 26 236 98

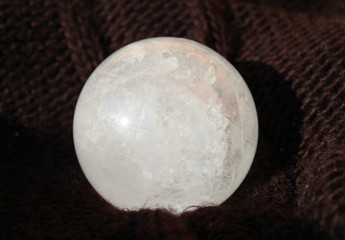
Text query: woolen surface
1 0 344 239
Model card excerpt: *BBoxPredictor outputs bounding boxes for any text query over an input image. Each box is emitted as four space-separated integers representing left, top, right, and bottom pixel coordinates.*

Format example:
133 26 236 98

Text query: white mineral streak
73 37 258 214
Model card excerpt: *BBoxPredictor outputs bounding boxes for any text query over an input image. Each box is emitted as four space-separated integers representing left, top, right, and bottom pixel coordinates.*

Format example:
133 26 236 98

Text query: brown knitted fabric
1 0 345 239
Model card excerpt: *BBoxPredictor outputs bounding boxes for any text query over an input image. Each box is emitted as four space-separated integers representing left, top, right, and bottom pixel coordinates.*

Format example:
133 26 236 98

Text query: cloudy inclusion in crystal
73 37 258 214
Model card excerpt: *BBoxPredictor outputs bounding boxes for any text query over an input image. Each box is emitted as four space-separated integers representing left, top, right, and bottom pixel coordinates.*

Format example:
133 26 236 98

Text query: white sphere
73 37 258 214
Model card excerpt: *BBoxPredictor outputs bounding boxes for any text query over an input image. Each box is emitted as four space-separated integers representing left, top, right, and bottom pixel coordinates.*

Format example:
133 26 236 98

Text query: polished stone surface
73 37 258 213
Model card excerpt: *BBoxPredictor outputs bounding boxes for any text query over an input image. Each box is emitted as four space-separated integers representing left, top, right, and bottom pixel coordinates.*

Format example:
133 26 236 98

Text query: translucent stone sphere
73 37 258 214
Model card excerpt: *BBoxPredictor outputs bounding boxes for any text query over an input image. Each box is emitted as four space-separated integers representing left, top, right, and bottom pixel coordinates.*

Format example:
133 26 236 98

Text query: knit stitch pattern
1 0 344 239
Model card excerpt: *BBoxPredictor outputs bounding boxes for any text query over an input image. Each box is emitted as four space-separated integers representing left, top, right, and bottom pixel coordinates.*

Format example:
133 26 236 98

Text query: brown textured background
1 0 345 239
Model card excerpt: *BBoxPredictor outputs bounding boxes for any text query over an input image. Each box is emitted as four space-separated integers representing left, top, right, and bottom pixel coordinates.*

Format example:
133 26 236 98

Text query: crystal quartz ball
73 37 258 214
